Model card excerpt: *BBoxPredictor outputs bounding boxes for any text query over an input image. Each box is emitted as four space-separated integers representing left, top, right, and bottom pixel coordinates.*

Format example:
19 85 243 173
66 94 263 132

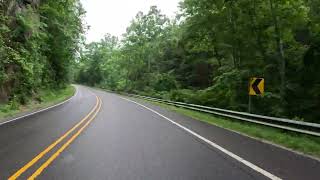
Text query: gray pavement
0 86 319 180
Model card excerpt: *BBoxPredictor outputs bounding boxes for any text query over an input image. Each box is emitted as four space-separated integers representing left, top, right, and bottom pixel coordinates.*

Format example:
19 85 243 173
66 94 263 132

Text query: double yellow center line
9 95 102 180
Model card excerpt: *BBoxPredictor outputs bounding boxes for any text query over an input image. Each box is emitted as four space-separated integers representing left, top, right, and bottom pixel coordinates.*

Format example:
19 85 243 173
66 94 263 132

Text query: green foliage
149 72 178 92
0 0 84 108
0 85 75 120
75 2 320 122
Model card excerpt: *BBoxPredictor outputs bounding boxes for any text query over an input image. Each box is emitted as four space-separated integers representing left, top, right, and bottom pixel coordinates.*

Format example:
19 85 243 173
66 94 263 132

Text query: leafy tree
75 2 320 122
0 0 84 104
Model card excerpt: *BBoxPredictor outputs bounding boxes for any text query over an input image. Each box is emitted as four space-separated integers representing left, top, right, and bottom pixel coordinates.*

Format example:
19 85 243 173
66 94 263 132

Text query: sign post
248 95 252 113
248 78 264 113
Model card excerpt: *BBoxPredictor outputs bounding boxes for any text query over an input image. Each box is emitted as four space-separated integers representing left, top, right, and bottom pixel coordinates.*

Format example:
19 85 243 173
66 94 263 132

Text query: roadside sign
249 78 264 96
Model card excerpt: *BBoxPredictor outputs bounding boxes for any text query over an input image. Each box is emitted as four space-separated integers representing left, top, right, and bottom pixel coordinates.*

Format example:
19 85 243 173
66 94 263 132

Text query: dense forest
0 0 84 104
76 0 320 122
0 1 319 122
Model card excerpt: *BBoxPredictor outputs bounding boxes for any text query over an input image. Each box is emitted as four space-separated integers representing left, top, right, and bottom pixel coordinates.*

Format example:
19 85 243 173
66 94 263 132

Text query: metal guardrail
123 93 320 137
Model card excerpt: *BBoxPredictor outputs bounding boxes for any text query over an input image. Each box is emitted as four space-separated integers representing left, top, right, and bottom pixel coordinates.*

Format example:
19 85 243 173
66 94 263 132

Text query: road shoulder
122 94 320 180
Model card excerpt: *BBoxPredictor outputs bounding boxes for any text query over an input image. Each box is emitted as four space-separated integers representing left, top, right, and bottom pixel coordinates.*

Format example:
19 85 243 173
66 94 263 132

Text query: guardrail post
248 95 252 113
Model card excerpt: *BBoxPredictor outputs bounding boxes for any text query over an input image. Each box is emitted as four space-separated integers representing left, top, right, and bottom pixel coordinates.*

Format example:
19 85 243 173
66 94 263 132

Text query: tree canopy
1 0 319 122
76 1 320 122
0 0 84 104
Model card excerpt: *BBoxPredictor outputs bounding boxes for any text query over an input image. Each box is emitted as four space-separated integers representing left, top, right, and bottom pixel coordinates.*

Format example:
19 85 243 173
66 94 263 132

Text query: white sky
81 0 181 42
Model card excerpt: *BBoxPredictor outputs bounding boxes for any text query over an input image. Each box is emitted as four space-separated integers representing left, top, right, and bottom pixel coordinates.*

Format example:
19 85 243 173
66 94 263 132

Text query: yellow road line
28 97 102 179
8 95 100 180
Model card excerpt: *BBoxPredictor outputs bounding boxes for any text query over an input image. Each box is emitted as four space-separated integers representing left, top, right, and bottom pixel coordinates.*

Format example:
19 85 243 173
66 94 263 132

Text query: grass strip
0 85 75 121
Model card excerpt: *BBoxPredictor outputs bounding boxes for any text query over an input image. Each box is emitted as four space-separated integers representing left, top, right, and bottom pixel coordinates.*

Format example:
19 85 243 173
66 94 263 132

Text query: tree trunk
228 1 240 69
269 0 286 108
249 0 268 61
213 47 222 67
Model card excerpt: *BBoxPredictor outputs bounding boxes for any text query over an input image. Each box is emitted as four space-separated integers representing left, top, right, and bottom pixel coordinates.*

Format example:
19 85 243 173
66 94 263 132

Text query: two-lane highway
0 86 319 179
0 86 99 179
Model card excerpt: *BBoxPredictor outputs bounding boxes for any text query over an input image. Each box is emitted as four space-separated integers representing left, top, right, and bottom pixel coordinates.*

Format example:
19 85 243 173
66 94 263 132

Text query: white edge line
120 96 282 180
0 85 78 126
130 95 320 162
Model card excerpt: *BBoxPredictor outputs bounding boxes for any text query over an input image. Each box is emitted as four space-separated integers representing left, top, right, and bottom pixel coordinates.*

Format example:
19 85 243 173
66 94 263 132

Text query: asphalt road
0 85 319 180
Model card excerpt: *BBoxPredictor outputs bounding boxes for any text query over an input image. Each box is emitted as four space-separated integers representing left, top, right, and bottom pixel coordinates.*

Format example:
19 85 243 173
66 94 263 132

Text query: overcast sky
81 0 181 42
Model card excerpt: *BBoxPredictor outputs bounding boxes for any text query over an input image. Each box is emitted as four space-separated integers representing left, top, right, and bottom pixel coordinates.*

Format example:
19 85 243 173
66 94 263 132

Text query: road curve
0 85 319 180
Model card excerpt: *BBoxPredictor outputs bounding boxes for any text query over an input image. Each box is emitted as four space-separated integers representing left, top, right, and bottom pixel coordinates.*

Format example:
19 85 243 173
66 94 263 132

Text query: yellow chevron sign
249 78 264 96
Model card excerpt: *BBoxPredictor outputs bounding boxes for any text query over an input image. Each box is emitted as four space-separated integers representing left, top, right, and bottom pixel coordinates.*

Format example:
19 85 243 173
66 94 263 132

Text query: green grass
0 85 75 121
134 98 320 159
